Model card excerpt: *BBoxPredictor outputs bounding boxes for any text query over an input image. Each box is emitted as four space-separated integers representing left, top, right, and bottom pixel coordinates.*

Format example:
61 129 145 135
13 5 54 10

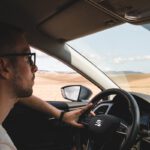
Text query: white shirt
0 125 17 150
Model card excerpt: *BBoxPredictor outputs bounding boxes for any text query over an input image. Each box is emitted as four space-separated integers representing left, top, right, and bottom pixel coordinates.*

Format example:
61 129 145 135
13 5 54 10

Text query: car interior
0 0 150 150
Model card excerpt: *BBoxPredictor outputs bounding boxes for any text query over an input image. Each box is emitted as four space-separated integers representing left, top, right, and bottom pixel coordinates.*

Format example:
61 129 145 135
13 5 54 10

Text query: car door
3 49 100 150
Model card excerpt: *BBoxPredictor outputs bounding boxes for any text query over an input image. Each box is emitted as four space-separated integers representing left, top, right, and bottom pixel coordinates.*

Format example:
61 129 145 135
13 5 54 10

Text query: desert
33 71 150 101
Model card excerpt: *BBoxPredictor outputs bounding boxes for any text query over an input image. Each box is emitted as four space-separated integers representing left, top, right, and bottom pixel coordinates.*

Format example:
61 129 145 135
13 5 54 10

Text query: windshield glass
68 23 150 95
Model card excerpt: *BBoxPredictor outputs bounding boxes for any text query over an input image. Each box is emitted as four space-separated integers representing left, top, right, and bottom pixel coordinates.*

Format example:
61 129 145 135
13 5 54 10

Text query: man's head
0 22 37 98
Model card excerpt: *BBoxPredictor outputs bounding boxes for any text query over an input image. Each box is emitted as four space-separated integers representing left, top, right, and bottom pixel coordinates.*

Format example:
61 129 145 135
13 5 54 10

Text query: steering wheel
79 88 140 150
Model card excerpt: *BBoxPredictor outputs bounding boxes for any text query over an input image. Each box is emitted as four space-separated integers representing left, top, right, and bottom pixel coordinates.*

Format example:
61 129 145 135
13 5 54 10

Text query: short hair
0 22 24 54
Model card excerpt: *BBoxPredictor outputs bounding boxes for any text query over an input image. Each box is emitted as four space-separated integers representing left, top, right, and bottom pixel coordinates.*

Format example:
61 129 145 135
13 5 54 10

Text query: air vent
94 105 108 115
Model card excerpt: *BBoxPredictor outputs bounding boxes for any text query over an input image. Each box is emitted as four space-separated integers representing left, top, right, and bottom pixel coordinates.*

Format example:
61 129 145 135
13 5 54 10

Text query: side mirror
61 85 92 102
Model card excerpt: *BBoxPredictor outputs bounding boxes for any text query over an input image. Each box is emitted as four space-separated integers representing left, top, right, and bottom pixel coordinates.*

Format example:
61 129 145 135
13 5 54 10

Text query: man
0 23 92 150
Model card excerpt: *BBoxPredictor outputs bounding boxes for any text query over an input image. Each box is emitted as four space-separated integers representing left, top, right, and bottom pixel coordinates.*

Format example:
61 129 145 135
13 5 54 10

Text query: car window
31 48 100 101
68 23 150 95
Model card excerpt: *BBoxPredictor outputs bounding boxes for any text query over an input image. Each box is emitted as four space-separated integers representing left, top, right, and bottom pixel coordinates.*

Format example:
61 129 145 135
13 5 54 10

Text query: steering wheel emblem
95 119 103 127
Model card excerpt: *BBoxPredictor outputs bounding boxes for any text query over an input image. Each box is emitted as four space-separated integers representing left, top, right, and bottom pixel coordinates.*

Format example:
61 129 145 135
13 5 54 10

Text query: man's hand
62 103 93 128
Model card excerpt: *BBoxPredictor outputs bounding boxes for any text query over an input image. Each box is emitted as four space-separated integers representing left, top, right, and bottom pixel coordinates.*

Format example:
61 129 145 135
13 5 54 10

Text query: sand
33 71 150 101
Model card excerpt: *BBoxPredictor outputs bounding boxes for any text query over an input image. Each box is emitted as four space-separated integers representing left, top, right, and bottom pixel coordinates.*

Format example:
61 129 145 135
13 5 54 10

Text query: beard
11 72 34 98
14 84 33 98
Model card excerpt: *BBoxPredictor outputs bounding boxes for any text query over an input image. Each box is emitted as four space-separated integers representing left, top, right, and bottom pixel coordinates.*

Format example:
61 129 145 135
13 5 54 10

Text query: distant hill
38 70 145 75
106 71 143 75
38 70 76 74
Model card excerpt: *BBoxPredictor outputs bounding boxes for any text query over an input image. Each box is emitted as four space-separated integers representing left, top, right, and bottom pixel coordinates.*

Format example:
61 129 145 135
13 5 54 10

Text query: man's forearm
19 95 61 119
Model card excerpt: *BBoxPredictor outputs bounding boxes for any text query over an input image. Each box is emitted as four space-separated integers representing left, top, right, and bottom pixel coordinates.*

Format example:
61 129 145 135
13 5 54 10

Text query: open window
31 48 100 101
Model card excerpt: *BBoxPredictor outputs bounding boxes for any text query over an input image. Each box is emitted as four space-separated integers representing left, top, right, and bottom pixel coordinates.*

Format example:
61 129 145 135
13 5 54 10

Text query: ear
0 58 13 79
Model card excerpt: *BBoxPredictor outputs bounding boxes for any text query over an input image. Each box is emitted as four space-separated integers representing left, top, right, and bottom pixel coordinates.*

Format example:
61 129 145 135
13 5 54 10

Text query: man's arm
19 95 61 118
19 95 92 128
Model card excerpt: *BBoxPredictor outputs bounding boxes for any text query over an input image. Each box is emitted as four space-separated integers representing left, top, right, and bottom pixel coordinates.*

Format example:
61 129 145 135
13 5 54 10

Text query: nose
31 64 38 73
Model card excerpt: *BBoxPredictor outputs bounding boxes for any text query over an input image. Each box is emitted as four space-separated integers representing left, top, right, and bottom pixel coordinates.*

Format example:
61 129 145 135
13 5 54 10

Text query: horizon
37 69 149 74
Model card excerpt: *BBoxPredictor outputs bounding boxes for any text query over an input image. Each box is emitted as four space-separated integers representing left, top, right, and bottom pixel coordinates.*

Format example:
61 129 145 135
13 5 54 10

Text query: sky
31 48 73 72
32 23 150 73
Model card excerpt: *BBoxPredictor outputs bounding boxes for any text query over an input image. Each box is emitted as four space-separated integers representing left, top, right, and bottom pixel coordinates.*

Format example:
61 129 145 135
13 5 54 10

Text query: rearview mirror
61 85 92 102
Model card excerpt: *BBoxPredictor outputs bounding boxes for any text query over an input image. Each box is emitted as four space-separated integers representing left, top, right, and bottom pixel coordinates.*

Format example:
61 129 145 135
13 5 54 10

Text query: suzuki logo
95 119 103 127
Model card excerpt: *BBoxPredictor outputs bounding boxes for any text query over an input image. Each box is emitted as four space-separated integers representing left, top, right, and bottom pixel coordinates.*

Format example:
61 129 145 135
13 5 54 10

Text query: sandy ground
33 71 150 101
33 71 100 101
110 73 150 94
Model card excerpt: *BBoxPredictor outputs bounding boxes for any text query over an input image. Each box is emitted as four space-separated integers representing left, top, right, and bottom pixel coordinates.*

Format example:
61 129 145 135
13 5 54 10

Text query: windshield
68 23 150 95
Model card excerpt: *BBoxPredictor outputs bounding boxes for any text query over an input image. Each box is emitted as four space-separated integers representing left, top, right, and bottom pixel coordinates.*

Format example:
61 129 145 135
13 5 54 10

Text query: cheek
14 65 33 82
22 67 33 82
22 66 31 75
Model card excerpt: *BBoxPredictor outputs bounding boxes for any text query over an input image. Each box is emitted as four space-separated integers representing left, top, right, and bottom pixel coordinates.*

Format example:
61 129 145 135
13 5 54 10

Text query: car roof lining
0 0 122 43
1 0 150 41
0 0 149 52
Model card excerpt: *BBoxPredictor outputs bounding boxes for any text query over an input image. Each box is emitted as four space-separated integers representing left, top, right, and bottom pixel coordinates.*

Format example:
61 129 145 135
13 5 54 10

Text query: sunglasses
0 52 36 66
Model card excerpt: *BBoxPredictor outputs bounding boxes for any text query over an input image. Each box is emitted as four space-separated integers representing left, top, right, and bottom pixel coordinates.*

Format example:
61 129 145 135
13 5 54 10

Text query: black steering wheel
79 88 140 150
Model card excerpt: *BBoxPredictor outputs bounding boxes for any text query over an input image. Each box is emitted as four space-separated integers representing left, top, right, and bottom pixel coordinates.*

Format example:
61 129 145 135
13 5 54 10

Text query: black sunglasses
0 52 36 66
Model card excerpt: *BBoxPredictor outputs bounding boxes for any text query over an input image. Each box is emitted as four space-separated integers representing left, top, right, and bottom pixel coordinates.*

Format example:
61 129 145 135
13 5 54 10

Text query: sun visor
39 0 122 41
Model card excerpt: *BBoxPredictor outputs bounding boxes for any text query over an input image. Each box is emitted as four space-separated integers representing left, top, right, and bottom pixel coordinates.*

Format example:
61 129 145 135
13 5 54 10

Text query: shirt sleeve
0 143 14 150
